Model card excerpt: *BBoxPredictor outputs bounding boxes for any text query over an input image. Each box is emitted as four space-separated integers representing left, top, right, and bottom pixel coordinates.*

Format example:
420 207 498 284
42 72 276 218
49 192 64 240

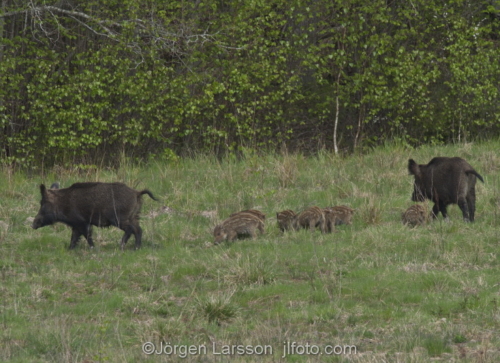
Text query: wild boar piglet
213 212 265 244
402 204 427 227
293 206 326 233
323 205 355 230
276 209 297 232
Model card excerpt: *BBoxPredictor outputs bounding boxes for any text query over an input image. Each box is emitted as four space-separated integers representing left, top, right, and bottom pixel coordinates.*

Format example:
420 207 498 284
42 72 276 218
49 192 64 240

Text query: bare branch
0 4 238 67
1 5 117 38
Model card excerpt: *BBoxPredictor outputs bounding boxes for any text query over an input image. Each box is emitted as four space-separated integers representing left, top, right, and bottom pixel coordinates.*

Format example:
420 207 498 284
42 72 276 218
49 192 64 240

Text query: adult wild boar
408 157 484 222
32 182 158 249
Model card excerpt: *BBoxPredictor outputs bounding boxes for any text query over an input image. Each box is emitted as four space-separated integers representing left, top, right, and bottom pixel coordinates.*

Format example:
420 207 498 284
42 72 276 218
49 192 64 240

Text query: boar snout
31 217 42 229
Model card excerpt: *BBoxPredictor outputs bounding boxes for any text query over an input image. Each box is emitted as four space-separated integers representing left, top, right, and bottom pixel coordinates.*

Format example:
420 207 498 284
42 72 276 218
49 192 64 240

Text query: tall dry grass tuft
149 319 190 345
479 151 500 174
360 197 383 225
275 153 299 188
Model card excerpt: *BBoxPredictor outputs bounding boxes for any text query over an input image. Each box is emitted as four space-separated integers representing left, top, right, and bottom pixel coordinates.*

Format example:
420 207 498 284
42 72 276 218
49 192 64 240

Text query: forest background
1 0 500 166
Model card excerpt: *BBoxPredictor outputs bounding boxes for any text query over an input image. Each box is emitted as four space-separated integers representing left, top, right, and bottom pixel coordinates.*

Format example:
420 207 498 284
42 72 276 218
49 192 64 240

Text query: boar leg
312 218 325 233
457 197 470 222
83 225 95 248
466 190 476 222
120 223 142 250
86 237 95 248
431 201 448 220
308 220 316 232
133 225 143 249
70 225 94 249
431 204 439 219
319 219 326 234
325 214 335 233
230 230 240 241
69 228 81 249
326 220 334 233
438 201 449 220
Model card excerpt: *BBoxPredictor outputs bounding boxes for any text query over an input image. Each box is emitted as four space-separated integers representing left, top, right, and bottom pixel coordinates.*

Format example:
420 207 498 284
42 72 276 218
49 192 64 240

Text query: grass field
1 141 500 362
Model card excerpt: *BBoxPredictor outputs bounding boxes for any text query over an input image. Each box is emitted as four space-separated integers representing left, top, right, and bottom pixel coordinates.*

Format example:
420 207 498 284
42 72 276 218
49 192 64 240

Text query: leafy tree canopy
1 0 500 165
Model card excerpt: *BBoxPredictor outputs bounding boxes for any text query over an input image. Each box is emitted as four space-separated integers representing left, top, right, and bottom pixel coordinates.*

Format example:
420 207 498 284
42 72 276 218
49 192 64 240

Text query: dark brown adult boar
408 157 484 222
32 182 158 249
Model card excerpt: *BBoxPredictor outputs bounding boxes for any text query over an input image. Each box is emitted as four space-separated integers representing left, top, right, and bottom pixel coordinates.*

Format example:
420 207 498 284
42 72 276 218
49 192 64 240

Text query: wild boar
32 182 158 249
323 205 355 226
229 209 266 222
293 206 326 233
276 209 297 232
323 209 337 233
408 157 484 222
213 212 265 244
402 204 427 227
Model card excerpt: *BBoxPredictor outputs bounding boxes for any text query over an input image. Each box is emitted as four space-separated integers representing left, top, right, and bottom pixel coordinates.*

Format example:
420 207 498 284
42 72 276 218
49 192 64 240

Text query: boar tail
466 170 484 183
139 189 159 201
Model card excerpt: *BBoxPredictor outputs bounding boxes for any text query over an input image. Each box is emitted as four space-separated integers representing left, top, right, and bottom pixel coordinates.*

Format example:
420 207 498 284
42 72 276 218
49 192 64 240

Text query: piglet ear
408 159 421 177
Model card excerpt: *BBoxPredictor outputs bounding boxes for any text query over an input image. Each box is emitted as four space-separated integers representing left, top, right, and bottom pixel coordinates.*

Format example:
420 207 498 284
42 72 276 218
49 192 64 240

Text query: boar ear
50 182 60 189
40 184 53 201
40 184 47 200
408 159 421 177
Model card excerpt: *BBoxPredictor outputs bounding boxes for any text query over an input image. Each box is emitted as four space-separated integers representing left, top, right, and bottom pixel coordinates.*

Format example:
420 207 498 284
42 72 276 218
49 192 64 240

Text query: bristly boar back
229 209 266 222
32 182 158 250
408 157 484 222
213 212 265 244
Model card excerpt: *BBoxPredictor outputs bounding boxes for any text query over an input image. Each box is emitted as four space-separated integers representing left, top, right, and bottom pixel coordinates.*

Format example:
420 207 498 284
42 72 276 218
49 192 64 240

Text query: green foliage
2 0 500 165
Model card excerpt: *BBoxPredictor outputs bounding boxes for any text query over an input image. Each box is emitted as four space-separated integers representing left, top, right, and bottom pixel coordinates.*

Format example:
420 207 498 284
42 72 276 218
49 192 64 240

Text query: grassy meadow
1 141 500 362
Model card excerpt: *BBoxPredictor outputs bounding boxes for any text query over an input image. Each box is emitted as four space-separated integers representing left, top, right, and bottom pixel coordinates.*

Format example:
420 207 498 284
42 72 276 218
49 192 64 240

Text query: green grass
2 140 500 362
